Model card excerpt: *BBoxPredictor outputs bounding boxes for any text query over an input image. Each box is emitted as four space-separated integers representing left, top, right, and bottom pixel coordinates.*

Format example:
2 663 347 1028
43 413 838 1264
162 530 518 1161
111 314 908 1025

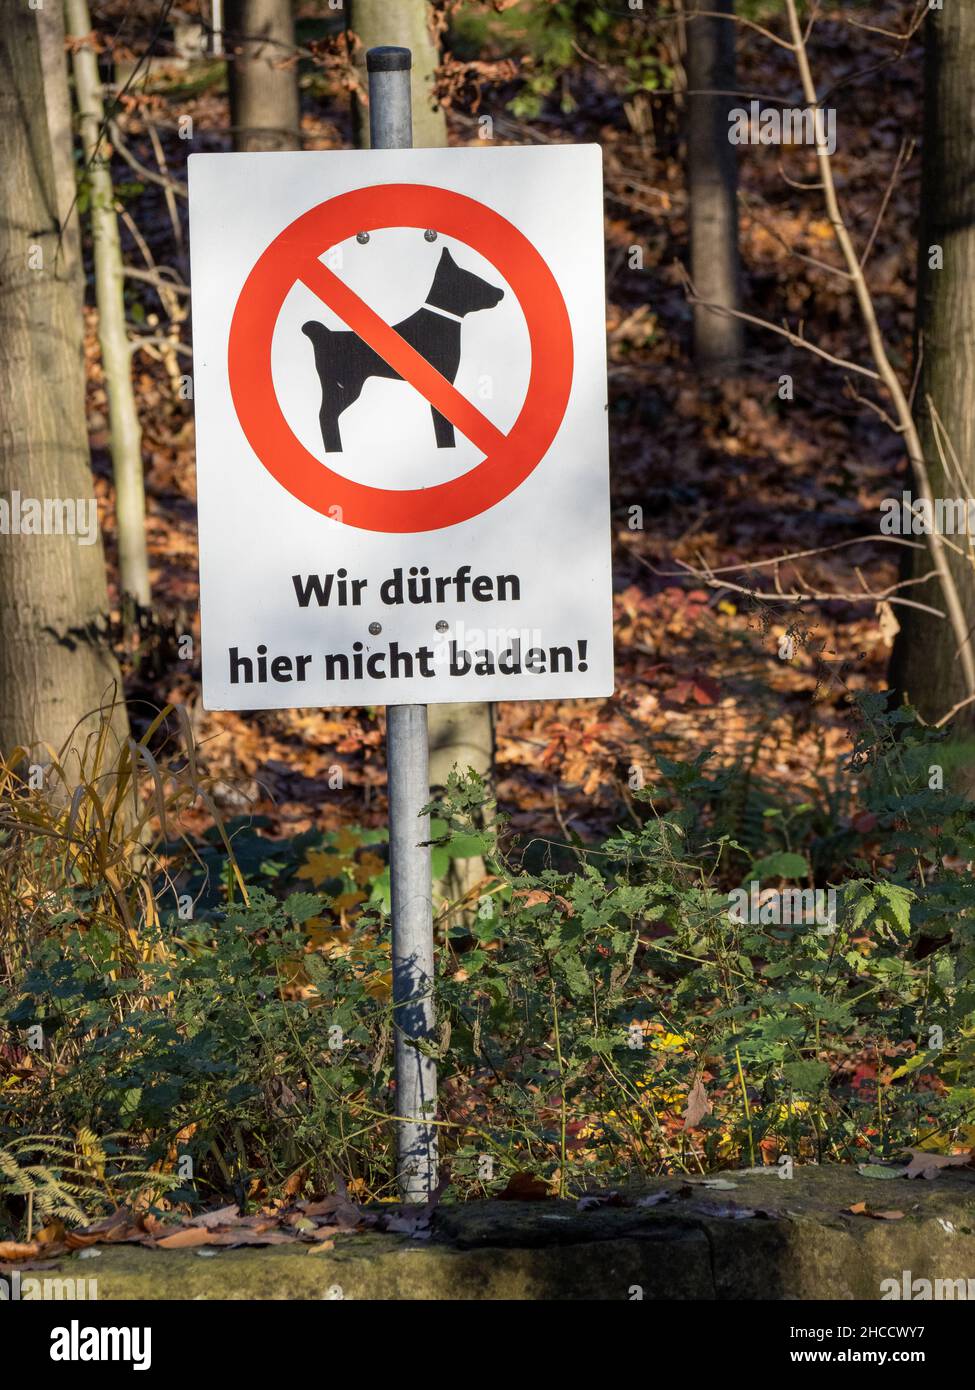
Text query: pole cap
367 47 412 73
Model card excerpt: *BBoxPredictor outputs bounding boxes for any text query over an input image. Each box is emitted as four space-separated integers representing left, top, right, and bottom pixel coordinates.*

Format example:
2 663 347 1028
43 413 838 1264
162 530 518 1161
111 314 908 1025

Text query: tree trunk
0 3 129 769
685 0 743 371
226 0 301 152
890 2 975 725
429 701 495 915
347 0 446 149
65 0 151 609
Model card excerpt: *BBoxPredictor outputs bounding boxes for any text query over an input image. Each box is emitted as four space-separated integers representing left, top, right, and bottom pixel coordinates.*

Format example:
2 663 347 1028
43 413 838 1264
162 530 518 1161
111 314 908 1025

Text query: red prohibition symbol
228 183 573 533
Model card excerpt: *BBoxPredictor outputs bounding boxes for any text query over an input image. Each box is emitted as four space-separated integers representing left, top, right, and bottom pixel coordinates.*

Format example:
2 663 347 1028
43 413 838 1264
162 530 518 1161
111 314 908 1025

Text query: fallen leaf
203 1229 297 1247
308 1225 341 1241
848 1201 904 1219
683 1076 712 1129
189 1204 242 1228
902 1148 973 1180
154 1226 221 1249
577 1191 625 1211
282 1168 307 1199
693 1201 758 1219
497 1171 552 1201
856 1164 904 1180
0 1241 41 1261
0 1257 62 1272
298 1196 345 1219
155 1225 297 1249
65 1229 108 1250
36 1221 66 1247
513 889 550 909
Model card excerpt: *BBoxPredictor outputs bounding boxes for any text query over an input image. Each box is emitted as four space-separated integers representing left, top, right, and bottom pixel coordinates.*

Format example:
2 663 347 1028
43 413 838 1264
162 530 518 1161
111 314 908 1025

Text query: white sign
188 146 613 709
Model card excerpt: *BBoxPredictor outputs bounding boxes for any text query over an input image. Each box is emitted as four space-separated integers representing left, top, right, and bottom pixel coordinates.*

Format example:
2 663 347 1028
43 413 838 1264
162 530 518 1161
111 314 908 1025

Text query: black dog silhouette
302 246 504 453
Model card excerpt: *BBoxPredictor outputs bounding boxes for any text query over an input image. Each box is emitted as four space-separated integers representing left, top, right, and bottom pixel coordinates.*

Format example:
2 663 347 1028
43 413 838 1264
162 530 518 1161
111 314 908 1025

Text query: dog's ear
439 246 454 263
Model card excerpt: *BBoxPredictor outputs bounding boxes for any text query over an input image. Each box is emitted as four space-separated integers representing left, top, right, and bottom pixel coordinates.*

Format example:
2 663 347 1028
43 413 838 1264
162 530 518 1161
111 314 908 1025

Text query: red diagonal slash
299 257 508 458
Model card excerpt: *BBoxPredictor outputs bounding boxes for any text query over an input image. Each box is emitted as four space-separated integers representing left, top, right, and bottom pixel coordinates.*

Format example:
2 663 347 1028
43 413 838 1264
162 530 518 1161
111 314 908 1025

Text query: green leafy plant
2 695 973 1218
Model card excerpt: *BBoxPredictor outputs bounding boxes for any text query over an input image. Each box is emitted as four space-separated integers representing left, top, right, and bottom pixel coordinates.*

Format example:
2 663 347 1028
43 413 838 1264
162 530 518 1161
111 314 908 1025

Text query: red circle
227 184 573 533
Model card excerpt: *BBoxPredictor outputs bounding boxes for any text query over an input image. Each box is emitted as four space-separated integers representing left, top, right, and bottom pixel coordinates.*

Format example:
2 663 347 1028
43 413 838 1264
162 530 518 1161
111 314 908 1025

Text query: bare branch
680 8 796 53
844 380 904 433
817 1 928 45
109 119 188 199
123 265 189 296
859 138 914 270
637 551 945 619
933 692 975 728
131 335 192 358
638 534 925 580
146 119 184 252
678 265 882 381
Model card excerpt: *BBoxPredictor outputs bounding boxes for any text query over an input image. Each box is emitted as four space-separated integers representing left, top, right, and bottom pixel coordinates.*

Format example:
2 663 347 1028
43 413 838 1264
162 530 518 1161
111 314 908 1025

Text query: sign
188 146 613 709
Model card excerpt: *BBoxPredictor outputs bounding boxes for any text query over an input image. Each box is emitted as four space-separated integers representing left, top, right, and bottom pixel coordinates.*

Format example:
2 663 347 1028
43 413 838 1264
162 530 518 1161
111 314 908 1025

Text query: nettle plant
433 694 975 1186
2 695 973 1211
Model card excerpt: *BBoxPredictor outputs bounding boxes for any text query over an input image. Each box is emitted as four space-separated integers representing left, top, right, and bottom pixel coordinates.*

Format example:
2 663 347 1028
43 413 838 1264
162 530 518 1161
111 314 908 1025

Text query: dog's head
426 247 504 316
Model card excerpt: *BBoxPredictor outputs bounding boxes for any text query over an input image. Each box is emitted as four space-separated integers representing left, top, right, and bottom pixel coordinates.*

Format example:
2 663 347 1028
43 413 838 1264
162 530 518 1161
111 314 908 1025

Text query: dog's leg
431 406 455 449
320 399 343 453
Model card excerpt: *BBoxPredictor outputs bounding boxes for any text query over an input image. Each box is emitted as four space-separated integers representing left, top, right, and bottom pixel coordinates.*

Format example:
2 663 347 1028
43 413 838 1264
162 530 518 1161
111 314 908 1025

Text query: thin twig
679 7 796 52
678 266 881 381
859 138 914 270
109 119 188 199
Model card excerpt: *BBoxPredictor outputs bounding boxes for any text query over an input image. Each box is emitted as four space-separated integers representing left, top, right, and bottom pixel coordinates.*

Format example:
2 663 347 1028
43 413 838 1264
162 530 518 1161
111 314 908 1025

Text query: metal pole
367 45 413 149
367 46 438 1202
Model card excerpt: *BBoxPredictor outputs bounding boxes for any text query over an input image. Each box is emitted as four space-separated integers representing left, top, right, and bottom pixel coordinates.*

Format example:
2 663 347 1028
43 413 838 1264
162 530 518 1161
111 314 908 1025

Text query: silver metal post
367 45 437 1202
367 45 414 149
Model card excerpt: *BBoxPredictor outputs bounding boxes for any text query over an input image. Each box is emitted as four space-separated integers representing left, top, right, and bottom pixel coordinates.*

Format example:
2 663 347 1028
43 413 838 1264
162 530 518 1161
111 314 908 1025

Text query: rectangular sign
188 145 613 708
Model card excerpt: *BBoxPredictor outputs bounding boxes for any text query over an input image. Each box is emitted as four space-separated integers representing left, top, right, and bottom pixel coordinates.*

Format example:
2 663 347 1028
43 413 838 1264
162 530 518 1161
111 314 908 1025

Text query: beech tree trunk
685 0 743 371
0 3 129 768
890 2 975 725
347 0 446 149
65 0 151 609
226 0 301 152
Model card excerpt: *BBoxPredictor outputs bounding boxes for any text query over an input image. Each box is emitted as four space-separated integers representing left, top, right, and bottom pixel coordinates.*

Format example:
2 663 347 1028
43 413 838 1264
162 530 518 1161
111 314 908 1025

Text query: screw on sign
227 183 574 532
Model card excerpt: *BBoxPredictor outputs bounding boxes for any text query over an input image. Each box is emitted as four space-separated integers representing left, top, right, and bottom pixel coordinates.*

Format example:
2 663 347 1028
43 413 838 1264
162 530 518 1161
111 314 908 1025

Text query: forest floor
89 4 922 848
